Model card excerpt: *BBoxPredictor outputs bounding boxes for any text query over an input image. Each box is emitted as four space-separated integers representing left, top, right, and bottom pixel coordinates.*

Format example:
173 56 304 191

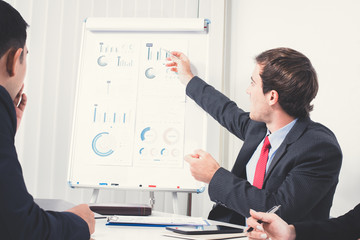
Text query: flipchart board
68 18 210 193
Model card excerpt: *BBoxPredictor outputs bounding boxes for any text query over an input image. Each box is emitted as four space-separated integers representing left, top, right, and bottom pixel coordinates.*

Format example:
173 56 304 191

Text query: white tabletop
34 199 248 239
91 211 248 240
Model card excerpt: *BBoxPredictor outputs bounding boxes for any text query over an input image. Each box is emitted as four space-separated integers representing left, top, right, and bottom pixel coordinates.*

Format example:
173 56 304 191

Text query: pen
247 205 281 233
160 48 180 60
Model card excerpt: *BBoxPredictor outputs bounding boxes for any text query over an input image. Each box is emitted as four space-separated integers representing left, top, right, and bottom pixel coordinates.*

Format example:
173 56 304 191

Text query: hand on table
67 204 95 235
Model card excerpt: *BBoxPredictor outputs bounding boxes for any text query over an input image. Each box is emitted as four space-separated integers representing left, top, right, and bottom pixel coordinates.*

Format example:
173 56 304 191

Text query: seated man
166 48 342 225
0 1 94 239
246 204 360 240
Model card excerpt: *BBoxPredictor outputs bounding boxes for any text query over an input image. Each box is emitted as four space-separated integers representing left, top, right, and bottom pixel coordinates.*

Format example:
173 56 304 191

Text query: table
34 199 248 239
91 211 248 240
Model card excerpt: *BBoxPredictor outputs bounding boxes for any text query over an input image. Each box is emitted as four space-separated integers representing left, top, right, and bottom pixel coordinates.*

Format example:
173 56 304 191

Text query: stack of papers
163 232 246 240
106 215 210 227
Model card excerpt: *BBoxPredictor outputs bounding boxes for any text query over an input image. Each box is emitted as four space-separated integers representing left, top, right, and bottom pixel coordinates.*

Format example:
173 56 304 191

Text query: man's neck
266 111 295 133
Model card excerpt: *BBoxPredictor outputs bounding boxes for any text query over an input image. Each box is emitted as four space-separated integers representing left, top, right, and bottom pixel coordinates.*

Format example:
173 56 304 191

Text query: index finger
170 51 183 58
193 149 208 158
249 209 274 223
14 84 24 104
184 154 199 164
166 53 180 62
17 93 27 111
170 51 190 62
246 216 262 229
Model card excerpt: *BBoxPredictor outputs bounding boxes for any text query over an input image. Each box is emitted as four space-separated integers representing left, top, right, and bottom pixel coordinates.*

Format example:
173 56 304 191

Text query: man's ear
268 90 279 106
6 48 23 77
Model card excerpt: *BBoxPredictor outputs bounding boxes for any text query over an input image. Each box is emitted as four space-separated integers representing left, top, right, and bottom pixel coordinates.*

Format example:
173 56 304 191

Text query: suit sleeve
0 101 90 239
294 204 360 240
186 76 251 140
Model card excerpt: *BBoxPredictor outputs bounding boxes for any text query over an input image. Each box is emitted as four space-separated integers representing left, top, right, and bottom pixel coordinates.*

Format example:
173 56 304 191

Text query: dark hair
0 1 28 61
255 47 318 118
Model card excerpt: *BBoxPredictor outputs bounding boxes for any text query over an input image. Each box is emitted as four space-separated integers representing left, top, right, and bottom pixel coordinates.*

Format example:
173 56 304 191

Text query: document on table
163 232 246 240
106 215 210 227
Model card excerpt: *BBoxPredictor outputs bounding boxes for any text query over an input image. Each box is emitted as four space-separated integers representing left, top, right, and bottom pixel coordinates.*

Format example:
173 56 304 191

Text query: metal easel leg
149 191 155 209
172 192 179 214
186 193 192 216
90 188 100 203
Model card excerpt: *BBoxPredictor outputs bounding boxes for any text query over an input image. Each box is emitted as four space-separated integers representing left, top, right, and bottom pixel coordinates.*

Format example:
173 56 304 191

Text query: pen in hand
247 205 281 233
161 48 180 60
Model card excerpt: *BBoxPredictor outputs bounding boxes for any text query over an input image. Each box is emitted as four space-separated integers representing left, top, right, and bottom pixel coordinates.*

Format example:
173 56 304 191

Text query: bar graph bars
93 104 128 124
146 42 170 61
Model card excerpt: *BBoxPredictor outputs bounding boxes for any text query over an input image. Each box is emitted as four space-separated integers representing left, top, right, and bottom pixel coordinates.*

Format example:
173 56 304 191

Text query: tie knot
263 136 271 149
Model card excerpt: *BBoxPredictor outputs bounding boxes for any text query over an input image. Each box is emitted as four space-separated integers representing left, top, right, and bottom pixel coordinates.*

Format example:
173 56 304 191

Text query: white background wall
5 0 360 219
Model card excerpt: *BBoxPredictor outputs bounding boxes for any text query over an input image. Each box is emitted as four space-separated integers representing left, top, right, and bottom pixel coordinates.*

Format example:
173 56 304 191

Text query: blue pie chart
92 132 114 157
140 127 151 141
97 55 107 67
140 127 157 143
145 67 156 79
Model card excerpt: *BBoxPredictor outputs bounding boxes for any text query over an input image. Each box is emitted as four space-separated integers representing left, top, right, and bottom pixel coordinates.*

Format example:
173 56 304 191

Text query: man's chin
249 113 262 123
249 112 255 120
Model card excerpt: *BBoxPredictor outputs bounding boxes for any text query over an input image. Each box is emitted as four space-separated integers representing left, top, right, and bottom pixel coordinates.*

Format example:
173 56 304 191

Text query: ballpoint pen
247 205 281 233
160 48 180 60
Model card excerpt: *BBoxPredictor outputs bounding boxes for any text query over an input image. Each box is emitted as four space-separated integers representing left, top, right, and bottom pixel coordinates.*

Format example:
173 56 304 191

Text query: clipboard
106 215 210 227
89 203 152 216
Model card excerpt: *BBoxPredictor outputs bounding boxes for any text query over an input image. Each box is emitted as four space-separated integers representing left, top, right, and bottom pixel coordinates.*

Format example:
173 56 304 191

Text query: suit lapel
232 127 266 177
263 117 311 182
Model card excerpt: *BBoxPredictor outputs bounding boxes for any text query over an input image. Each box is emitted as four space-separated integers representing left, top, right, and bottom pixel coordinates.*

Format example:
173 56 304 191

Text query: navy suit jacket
186 77 342 225
0 86 89 240
294 203 360 240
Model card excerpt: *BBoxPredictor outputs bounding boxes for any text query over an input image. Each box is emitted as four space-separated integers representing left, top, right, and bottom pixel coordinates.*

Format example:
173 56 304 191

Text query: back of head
255 47 318 118
0 0 28 59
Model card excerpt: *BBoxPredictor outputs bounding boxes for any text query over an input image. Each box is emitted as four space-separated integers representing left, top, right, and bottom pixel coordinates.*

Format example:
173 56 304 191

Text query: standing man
0 1 94 239
167 48 342 225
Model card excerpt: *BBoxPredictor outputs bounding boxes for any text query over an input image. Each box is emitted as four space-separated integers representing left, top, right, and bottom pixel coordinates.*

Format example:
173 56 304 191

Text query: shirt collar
267 118 298 149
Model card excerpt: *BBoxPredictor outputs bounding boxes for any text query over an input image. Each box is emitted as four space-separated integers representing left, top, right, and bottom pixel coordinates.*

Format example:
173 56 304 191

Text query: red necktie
253 136 271 189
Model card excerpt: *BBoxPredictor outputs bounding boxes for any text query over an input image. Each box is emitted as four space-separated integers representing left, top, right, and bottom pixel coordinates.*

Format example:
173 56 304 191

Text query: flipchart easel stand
88 187 201 216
